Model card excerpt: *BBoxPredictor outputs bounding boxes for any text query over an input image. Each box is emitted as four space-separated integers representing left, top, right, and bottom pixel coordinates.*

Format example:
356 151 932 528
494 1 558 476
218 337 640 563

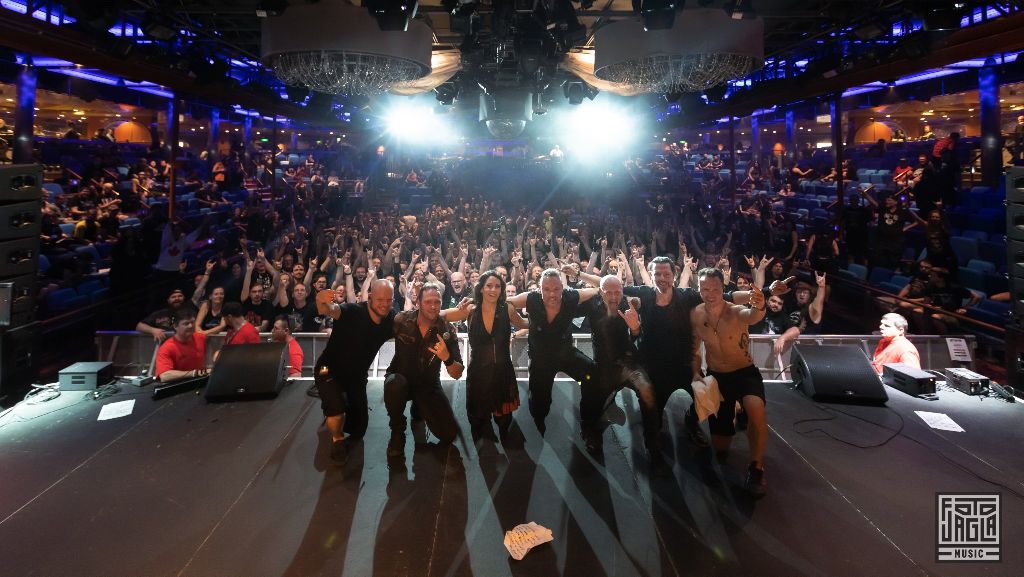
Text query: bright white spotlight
385 104 459 143
558 102 637 158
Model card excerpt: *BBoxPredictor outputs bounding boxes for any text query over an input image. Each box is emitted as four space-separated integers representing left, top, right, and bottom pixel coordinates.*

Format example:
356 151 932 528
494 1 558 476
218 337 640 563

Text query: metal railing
95 331 976 381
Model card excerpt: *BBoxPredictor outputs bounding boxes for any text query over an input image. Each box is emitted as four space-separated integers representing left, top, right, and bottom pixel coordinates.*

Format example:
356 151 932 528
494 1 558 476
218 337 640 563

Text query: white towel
691 375 725 423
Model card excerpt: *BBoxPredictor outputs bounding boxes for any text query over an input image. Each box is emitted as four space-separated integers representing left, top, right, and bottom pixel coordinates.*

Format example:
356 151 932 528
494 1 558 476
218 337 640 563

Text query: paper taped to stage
504 522 554 560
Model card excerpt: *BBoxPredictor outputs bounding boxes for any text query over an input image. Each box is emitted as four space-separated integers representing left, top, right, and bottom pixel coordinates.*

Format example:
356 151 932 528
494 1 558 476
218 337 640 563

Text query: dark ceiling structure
1 0 1023 129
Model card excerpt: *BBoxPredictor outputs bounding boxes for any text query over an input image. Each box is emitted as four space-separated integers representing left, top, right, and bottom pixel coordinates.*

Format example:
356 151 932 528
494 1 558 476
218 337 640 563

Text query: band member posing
442 271 529 443
583 275 667 473
384 282 465 458
506 269 600 436
691 267 769 497
314 280 397 465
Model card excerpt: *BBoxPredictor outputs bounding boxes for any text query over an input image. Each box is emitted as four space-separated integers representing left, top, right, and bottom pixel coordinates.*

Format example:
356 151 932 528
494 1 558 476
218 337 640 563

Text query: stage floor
0 375 1021 577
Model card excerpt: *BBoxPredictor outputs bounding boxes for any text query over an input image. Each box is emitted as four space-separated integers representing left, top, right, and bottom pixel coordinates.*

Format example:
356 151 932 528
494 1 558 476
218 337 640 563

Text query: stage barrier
95 332 976 381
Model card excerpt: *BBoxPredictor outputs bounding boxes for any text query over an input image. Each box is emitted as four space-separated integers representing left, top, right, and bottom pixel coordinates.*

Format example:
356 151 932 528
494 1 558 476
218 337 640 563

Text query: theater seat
966 259 995 274
47 288 89 312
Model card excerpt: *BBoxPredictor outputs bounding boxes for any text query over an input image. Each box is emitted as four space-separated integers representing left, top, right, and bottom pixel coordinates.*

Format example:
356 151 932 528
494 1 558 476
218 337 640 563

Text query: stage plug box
882 363 936 397
943 367 989 396
58 362 114 391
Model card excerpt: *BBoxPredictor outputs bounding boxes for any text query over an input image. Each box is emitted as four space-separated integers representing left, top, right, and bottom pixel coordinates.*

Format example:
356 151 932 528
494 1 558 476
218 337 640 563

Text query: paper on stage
504 522 553 560
691 376 724 422
97 400 135 421
914 411 965 432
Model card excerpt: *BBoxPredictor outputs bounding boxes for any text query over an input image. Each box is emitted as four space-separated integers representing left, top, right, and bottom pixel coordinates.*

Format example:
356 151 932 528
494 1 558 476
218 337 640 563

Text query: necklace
705 305 726 336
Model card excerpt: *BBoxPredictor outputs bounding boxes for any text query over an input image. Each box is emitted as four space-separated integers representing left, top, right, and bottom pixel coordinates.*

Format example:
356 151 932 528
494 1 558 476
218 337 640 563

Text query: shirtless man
691 267 768 497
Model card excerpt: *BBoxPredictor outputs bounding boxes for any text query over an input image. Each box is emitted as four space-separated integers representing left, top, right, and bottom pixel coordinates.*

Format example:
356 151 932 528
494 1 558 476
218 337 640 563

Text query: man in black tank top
507 269 600 437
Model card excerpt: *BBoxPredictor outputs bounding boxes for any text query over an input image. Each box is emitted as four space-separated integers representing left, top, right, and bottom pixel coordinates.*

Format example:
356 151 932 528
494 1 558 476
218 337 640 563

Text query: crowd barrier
95 332 977 382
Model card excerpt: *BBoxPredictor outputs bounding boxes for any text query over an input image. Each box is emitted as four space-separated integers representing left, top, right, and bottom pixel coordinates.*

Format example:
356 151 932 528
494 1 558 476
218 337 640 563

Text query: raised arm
808 271 826 324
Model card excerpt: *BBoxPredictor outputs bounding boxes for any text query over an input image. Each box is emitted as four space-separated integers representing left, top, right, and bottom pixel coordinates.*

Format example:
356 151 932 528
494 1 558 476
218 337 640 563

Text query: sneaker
306 383 320 398
330 438 348 464
387 433 405 458
744 462 767 497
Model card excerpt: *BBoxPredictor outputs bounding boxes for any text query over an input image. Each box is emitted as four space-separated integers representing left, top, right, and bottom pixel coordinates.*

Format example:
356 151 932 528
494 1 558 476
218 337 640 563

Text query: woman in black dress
443 270 529 441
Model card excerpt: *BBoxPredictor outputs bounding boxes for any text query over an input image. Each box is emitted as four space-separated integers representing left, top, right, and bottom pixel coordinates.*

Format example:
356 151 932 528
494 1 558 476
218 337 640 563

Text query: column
291 130 298 150
728 116 736 202
785 110 796 160
831 95 844 222
208 108 220 153
166 97 180 220
750 116 760 163
12 63 36 164
271 117 279 199
978 57 1002 188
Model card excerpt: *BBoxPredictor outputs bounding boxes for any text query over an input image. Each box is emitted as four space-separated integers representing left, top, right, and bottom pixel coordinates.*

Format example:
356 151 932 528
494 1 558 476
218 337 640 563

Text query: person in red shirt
271 315 304 377
872 313 921 374
155 312 208 382
222 302 261 346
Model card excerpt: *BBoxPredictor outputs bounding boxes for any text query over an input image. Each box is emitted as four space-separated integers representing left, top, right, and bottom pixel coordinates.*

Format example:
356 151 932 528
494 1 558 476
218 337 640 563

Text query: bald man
582 275 665 471
315 279 397 464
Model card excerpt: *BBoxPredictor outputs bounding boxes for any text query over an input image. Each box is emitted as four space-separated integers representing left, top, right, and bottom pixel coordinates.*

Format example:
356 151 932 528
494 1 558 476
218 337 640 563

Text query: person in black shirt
315 279 397 464
383 283 465 458
275 281 318 332
241 283 274 332
862 190 915 270
751 295 801 356
506 269 600 436
583 275 665 470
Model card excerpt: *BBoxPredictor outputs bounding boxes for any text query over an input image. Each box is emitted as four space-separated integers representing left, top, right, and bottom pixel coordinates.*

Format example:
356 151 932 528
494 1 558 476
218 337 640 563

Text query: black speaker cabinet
791 344 888 404
205 342 287 401
0 165 42 203
0 322 38 401
1008 326 1024 391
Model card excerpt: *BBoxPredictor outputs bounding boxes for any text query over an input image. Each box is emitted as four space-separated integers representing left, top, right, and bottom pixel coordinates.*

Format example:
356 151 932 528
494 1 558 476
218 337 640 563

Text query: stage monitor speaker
205 342 287 402
1008 166 1024 204
791 344 888 404
0 164 42 203
0 322 38 402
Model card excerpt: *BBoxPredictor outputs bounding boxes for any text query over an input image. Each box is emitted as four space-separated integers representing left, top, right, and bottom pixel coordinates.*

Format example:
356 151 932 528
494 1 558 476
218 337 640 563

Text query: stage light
724 0 754 20
557 102 638 159
384 103 459 143
640 0 678 31
364 0 419 31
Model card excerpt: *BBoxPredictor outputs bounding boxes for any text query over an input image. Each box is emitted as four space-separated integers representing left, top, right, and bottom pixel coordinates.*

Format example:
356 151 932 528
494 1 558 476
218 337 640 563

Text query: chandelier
591 9 764 95
596 53 759 94
261 0 431 95
269 52 426 96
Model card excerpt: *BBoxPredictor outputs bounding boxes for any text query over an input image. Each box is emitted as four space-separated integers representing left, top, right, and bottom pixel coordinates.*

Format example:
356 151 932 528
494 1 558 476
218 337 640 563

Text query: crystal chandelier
591 9 764 95
269 51 427 96
597 53 759 94
261 0 431 95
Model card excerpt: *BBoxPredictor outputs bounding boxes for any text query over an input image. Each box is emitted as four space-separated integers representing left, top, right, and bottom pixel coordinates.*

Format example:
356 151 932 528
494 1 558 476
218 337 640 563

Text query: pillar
750 116 760 163
785 110 796 160
728 117 736 202
978 57 1002 188
271 117 279 199
166 97 180 219
208 108 220 153
831 95 845 223
12 63 36 164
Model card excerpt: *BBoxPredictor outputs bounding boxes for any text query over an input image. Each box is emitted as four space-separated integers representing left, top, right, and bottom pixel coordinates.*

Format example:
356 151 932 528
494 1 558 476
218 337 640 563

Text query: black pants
527 346 598 428
603 362 660 450
383 373 459 444
315 369 370 440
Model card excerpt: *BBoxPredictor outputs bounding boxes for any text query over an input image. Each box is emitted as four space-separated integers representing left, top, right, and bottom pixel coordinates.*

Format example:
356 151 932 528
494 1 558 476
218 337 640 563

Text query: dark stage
0 375 1021 577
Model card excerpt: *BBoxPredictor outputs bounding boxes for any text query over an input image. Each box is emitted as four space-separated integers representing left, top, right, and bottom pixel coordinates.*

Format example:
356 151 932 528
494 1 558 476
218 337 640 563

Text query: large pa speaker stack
1008 166 1024 325
0 165 42 401
791 344 888 404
